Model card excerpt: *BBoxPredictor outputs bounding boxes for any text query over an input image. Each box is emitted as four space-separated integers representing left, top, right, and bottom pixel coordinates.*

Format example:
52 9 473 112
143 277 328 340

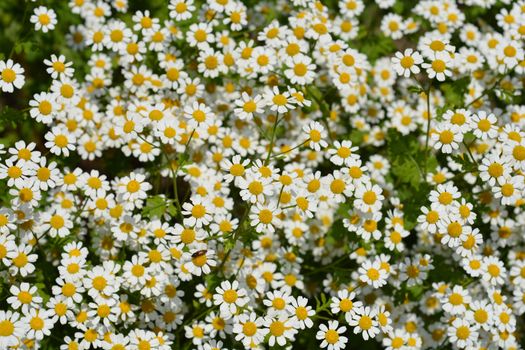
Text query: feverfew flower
0 60 25 93
30 6 57 33
316 321 348 350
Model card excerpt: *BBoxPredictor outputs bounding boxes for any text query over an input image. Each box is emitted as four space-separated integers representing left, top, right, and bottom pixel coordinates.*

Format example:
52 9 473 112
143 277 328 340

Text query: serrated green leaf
392 156 421 188
142 195 168 219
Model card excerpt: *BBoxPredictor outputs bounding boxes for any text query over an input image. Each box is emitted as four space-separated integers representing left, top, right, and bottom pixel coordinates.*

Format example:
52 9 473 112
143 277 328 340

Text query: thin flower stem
271 138 310 159
253 122 270 140
160 149 183 219
157 128 196 220
136 133 159 147
264 114 281 165
72 197 88 223
306 86 334 141
423 86 432 177
462 140 478 166
9 3 30 59
464 65 516 108
276 185 285 207
219 115 282 272
217 203 251 273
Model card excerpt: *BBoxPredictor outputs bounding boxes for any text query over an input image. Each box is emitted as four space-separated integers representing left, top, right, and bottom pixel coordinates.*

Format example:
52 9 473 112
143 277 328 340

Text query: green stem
218 114 281 273
462 140 478 166
276 185 285 207
423 86 432 177
159 148 183 219
271 138 310 160
9 3 30 58
306 86 334 141
217 203 251 273
264 115 280 165
464 65 516 108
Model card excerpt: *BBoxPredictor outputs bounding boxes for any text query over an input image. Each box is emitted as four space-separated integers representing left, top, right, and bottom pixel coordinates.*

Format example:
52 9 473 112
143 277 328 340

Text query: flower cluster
0 0 525 349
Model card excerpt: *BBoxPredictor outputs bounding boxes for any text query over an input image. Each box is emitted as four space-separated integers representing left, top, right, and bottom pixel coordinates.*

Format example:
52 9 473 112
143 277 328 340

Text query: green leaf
166 203 178 217
407 285 424 300
440 76 470 108
387 129 423 188
496 87 516 103
35 282 51 304
408 85 424 94
392 156 421 188
450 154 477 173
392 1 404 14
142 195 168 219
315 295 321 309
349 129 365 145
353 33 395 63
0 106 26 136
320 292 327 305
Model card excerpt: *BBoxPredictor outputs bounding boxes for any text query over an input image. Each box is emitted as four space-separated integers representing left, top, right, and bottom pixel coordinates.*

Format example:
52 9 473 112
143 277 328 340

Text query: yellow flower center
1 68 16 83
132 265 145 277
432 59 446 73
363 191 377 204
54 135 68 147
367 268 380 280
126 180 140 193
18 291 32 304
243 101 257 113
513 145 525 161
62 283 76 297
439 130 454 144
39 14 51 25
501 183 514 197
456 326 470 340
309 129 321 142
449 293 463 305
358 315 372 330
325 329 339 344
248 181 263 195
243 322 257 336
191 204 206 218
92 276 107 290
293 63 307 76
7 166 21 179
13 252 28 267
269 321 285 336
272 94 287 106
222 289 238 303
0 320 14 337
400 56 414 68
50 215 65 229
